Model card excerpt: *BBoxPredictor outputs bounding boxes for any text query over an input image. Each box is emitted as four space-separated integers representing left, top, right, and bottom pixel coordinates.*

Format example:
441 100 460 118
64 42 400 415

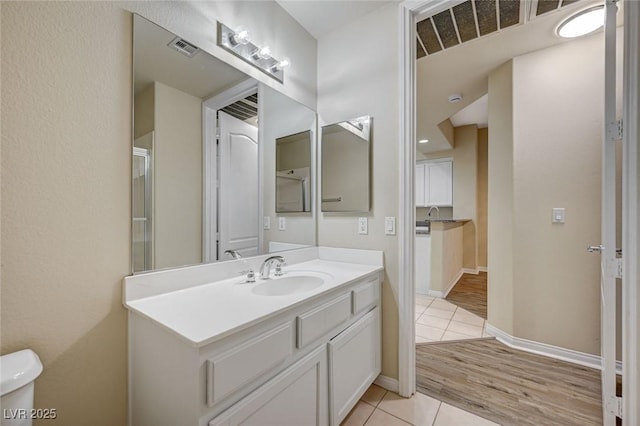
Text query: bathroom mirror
321 116 372 212
275 131 312 213
132 15 316 273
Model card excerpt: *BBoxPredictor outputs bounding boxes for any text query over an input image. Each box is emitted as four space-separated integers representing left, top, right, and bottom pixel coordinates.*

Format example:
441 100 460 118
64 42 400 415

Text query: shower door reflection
133 144 152 272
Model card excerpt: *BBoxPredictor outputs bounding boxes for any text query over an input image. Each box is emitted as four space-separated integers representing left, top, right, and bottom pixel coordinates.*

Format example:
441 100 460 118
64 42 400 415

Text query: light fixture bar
217 21 287 83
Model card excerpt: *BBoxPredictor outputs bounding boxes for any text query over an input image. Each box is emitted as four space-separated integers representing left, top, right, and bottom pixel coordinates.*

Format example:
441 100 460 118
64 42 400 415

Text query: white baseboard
485 324 622 373
462 268 479 275
374 375 399 393
427 269 464 298
478 266 488 273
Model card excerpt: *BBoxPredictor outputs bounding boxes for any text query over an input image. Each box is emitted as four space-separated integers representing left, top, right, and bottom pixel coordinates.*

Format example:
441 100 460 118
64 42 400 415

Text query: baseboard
462 268 479 275
374 374 399 393
485 324 623 373
442 269 464 297
427 269 464 298
478 266 488 273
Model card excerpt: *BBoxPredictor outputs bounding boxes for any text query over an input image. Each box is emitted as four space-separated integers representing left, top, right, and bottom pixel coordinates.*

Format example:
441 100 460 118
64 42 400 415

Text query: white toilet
0 349 43 426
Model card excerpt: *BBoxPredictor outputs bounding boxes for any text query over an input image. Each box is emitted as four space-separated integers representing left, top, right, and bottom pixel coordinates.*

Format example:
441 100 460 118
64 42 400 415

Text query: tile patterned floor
415 295 490 343
341 384 498 426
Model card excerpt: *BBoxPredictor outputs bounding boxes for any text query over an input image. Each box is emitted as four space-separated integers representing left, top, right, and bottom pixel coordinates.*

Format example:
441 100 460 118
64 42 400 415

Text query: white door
598 2 620 423
218 111 259 258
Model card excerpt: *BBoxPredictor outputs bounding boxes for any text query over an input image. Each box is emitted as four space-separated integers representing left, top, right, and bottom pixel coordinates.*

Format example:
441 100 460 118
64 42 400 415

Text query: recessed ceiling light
557 5 605 38
419 139 429 144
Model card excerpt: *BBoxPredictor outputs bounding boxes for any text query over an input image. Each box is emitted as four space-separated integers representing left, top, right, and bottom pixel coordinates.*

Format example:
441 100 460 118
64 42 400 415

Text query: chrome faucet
224 249 242 259
259 255 285 279
427 206 440 220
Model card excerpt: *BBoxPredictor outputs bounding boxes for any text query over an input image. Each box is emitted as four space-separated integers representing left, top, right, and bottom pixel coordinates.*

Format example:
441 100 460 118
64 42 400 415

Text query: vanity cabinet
128 271 382 426
416 159 453 207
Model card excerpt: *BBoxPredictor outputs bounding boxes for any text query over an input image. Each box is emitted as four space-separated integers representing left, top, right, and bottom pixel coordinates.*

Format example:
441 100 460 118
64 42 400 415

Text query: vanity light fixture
419 139 429 144
556 5 605 38
217 21 289 83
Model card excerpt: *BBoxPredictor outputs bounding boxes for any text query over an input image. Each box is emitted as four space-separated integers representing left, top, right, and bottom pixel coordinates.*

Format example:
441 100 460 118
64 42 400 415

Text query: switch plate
385 217 396 235
552 208 565 224
278 217 286 230
358 217 368 235
263 216 271 230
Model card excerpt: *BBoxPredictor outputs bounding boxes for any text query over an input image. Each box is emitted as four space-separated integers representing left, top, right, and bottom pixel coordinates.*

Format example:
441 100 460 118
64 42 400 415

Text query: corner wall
317 3 400 379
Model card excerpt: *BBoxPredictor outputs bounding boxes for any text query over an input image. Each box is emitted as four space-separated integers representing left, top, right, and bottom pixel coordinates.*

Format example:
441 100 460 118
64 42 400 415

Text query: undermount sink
251 274 327 296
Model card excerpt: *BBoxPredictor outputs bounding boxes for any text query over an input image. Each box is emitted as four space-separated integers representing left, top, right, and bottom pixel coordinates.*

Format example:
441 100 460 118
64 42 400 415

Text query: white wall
317 3 400 379
261 84 316 250
0 2 318 424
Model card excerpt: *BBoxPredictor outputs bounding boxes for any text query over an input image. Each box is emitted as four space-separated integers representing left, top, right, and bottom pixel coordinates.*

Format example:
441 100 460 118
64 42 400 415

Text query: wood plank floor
416 339 603 426
446 272 487 319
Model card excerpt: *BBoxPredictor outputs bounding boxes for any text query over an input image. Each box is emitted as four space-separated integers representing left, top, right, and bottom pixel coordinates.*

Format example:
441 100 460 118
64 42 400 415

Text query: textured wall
317 3 400 379
1 3 131 425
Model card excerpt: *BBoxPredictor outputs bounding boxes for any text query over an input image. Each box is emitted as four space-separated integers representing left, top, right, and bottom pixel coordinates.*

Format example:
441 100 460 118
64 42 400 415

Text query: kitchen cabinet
415 159 453 207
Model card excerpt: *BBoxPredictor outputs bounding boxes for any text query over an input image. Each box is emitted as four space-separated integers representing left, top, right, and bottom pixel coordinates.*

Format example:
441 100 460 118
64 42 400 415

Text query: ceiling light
231 26 250 46
557 6 605 38
419 139 429 144
448 94 462 103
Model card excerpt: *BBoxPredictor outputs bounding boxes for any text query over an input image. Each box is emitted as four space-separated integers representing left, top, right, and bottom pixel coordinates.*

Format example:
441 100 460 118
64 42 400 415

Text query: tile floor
414 295 490 343
341 384 498 426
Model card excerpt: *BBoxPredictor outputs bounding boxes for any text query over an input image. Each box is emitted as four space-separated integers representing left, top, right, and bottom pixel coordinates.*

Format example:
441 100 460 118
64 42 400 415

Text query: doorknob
587 245 604 253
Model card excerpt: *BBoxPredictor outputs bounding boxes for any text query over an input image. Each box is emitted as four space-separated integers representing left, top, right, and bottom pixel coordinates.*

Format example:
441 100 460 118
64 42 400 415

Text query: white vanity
123 247 383 426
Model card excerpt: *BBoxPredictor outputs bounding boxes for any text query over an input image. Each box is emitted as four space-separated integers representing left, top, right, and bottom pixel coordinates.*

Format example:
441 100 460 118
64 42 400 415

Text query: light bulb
231 26 250 45
270 58 290 73
253 46 271 60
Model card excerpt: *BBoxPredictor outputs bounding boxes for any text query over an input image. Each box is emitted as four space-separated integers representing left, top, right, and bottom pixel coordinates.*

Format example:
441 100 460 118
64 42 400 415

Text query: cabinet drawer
297 293 351 348
351 278 379 315
206 322 293 407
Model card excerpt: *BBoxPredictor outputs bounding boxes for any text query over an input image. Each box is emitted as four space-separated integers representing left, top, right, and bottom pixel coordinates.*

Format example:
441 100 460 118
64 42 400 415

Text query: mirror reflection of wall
276 131 312 213
321 116 372 213
131 15 317 274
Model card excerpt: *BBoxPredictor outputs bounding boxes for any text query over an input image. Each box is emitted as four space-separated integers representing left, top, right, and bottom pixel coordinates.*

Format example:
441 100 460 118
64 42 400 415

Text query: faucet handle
274 262 286 276
240 269 256 283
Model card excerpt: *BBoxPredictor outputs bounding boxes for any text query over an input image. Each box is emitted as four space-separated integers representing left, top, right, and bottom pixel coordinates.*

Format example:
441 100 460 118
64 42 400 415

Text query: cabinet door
414 235 431 295
415 163 426 207
209 345 328 426
328 308 380 426
427 161 452 206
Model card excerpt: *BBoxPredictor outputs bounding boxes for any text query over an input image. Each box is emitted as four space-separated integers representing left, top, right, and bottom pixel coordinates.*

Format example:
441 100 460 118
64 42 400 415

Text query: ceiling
134 16 249 99
416 0 607 154
276 0 396 39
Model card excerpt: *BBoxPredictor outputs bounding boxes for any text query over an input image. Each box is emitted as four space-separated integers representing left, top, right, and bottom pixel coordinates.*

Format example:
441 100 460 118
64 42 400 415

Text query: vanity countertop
125 257 382 348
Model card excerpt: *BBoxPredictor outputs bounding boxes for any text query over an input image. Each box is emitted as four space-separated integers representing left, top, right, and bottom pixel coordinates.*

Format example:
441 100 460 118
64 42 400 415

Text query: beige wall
429 222 463 293
153 81 202 269
1 2 318 424
487 60 515 335
1 3 131 425
477 128 488 268
317 3 399 379
511 34 602 355
134 84 154 141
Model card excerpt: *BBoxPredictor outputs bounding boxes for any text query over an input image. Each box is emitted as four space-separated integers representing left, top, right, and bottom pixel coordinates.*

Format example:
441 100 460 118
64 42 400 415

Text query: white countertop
125 256 382 347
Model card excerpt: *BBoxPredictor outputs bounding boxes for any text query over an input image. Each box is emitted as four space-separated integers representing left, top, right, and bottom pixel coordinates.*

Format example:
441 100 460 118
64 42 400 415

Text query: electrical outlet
358 217 368 235
385 217 396 235
278 217 286 230
263 216 271 230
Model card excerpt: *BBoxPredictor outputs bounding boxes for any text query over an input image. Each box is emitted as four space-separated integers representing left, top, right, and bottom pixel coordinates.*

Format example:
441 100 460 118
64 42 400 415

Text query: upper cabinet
416 159 453 207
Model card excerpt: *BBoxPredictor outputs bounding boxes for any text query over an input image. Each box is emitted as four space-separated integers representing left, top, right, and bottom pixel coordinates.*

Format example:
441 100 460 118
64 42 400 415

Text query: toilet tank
0 350 44 426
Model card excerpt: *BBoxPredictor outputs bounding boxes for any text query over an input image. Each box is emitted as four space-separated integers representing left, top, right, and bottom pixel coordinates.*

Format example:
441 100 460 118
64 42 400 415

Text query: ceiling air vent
168 36 200 58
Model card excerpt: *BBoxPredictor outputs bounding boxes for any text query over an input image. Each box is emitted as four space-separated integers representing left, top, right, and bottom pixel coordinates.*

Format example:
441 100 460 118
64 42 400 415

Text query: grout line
431 401 443 426
370 407 414 426
360 401 376 426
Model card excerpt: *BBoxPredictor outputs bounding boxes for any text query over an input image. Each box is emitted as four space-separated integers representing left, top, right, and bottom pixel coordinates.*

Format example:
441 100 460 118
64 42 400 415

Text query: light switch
552 208 565 224
385 217 396 235
358 217 368 235
263 216 271 230
278 217 286 230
